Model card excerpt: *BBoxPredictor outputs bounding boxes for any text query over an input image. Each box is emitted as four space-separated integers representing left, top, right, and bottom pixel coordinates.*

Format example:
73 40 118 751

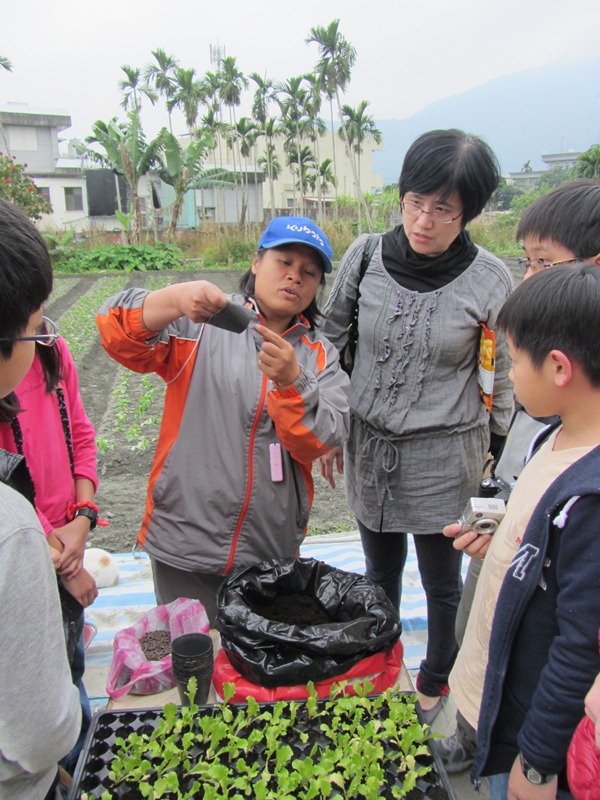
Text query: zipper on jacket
223 373 269 574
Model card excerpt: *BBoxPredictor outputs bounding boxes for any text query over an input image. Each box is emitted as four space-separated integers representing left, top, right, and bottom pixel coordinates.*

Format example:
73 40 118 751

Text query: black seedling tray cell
68 697 457 800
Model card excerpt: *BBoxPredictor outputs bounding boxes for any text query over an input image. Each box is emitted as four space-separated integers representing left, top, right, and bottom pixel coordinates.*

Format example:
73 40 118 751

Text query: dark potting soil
139 630 171 661
250 592 333 625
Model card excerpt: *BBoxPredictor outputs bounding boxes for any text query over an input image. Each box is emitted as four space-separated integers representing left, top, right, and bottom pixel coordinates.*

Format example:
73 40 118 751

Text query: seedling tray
69 695 457 799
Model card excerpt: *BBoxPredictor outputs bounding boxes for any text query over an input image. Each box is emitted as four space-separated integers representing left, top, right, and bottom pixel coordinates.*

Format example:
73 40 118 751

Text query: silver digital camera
458 497 506 535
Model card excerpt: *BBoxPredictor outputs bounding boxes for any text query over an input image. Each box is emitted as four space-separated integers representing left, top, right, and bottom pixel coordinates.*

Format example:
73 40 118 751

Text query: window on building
64 187 83 212
37 186 51 204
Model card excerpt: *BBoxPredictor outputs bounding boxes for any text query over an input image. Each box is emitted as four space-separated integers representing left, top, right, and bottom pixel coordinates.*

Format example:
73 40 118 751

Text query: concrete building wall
267 131 384 212
210 130 384 217
34 175 89 231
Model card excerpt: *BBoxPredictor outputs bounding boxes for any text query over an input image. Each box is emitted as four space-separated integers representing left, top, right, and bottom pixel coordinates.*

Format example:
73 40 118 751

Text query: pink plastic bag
106 598 210 699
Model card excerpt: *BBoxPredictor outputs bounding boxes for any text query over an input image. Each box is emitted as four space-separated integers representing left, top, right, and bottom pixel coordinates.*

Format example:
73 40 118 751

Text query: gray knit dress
321 233 515 534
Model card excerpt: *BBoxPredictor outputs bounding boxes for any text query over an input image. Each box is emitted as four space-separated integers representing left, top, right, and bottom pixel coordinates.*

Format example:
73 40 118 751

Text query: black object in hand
208 302 257 333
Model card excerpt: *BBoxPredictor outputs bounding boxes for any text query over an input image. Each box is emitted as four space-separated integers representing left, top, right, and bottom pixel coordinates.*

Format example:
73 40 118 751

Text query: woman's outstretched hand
318 446 344 489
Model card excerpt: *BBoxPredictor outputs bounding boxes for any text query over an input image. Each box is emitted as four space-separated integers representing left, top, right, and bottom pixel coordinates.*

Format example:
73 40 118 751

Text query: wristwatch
519 752 557 785
74 506 98 530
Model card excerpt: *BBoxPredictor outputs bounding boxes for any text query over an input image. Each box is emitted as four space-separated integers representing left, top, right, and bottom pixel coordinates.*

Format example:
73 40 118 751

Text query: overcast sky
3 0 600 144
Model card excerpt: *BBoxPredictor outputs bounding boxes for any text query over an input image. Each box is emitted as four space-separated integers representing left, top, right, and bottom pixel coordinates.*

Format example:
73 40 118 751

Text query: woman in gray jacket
319 129 514 722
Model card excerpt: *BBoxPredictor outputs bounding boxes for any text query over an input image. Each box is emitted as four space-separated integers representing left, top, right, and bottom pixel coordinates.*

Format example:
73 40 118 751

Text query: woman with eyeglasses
320 128 515 722
0 320 99 776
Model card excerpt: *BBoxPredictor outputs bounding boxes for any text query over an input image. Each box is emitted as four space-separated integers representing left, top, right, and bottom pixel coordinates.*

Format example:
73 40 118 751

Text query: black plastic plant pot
68 696 458 800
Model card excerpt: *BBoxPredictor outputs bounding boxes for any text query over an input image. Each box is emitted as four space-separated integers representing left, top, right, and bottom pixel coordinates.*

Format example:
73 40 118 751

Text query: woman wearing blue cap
319 129 515 723
96 217 349 624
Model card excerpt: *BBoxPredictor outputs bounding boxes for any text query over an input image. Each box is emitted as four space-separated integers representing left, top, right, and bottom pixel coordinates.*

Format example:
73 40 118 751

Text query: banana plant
84 110 163 244
158 129 237 240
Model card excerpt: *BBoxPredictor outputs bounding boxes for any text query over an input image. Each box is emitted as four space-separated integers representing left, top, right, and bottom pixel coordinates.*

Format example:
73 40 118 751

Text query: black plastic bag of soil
215 558 402 687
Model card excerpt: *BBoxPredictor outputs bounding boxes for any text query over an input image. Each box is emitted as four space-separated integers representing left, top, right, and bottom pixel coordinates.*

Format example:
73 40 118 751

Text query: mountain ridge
372 55 600 184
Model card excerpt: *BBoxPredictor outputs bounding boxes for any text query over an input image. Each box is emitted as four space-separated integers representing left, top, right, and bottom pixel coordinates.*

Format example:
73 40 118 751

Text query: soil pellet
139 630 172 661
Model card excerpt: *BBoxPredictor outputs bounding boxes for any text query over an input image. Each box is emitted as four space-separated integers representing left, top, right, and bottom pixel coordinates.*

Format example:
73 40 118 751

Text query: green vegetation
82 680 437 800
54 243 183 273
112 372 162 452
59 275 129 361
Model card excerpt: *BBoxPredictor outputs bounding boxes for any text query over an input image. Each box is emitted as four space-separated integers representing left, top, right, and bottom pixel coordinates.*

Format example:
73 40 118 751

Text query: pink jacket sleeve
58 341 98 491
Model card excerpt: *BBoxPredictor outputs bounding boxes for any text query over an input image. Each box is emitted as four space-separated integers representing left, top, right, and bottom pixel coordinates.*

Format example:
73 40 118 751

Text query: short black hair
398 129 500 225
497 262 600 386
0 199 53 358
238 250 326 330
516 179 600 258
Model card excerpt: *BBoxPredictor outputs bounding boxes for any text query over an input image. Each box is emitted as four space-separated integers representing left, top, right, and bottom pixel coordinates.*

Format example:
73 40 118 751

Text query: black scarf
381 224 478 293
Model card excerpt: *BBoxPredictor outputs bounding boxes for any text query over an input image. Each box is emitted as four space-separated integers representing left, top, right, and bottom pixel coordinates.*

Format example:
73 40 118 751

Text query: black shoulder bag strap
341 233 381 375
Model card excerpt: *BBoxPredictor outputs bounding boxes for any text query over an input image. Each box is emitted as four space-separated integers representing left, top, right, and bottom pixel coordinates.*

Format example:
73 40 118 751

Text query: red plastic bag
106 598 210 699
568 714 600 800
212 640 404 703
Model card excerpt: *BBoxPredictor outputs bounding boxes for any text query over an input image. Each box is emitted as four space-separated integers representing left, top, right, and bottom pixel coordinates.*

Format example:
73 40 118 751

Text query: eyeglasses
401 198 463 225
516 256 585 275
0 316 60 347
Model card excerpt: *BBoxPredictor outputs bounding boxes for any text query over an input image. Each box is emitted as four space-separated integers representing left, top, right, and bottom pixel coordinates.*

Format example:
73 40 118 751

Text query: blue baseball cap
257 216 333 274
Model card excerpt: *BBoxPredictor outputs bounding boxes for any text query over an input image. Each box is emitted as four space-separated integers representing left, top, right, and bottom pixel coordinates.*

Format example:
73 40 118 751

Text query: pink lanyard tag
270 443 283 482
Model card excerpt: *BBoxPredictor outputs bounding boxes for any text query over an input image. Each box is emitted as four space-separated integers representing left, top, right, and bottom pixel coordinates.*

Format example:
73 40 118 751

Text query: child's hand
48 545 62 570
62 568 98 608
318 447 344 489
53 519 88 579
256 325 301 388
442 522 492 559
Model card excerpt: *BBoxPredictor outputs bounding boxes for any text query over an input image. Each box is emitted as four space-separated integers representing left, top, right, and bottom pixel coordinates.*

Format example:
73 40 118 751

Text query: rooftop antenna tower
210 44 225 68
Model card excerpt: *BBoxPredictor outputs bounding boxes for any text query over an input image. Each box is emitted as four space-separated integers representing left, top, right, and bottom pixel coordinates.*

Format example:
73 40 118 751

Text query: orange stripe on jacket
96 306 202 547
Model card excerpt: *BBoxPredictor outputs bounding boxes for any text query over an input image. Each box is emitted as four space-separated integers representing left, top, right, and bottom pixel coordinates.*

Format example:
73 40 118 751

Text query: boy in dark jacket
441 179 600 776
469 264 600 799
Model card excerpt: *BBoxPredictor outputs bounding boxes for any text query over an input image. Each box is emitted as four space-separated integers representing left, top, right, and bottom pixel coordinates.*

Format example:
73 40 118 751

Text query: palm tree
306 20 372 231
261 117 282 217
235 117 258 225
218 56 248 163
201 108 228 167
250 72 277 219
0 56 12 72
276 76 309 214
576 145 600 179
250 72 275 128
218 56 249 219
257 142 282 206
200 74 228 219
338 101 382 190
287 144 316 208
144 49 179 132
118 65 158 112
168 67 206 135
312 157 336 197
85 111 163 244
311 66 339 212
303 73 328 220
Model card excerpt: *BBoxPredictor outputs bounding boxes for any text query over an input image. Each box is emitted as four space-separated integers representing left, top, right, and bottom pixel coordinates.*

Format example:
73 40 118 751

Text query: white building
0 102 91 230
0 102 384 231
